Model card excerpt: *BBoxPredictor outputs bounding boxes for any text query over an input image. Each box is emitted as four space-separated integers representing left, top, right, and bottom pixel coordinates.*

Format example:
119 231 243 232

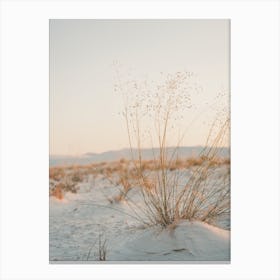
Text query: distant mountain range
50 146 229 167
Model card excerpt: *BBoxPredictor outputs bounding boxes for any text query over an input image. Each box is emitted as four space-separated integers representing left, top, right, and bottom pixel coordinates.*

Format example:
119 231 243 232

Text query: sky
50 19 229 156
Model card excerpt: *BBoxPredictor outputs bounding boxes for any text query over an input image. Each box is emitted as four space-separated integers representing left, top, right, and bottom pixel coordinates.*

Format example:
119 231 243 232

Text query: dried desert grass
114 70 230 228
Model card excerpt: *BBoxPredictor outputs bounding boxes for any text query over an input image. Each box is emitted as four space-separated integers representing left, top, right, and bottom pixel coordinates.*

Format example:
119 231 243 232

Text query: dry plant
86 234 108 261
114 69 230 228
49 174 79 199
128 120 230 228
49 167 65 181
102 162 137 203
95 234 107 261
50 183 64 200
71 171 84 183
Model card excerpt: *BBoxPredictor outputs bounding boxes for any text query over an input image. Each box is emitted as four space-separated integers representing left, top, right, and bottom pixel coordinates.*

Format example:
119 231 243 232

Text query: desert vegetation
50 71 230 262
111 70 230 228
50 71 230 225
49 154 229 204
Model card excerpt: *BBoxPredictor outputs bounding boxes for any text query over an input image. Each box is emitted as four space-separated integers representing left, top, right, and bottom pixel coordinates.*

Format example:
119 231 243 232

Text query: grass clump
114 70 230 228
86 234 108 261
49 175 79 199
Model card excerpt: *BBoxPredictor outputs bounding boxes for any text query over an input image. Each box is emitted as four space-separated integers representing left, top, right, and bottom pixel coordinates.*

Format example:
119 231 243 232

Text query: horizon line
50 145 230 157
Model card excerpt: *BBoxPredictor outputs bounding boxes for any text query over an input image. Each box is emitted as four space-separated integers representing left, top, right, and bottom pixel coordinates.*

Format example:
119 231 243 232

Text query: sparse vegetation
49 155 229 200
85 234 108 261
49 174 79 199
49 72 230 241
49 167 65 181
50 183 64 200
95 234 107 261
49 20 231 262
114 71 230 228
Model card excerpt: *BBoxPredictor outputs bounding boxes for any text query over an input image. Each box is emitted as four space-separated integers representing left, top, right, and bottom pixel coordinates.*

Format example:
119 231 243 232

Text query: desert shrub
126 121 230 227
50 183 64 200
86 233 108 261
103 165 135 203
119 158 127 164
186 157 204 167
49 167 65 181
95 234 107 261
71 172 83 182
114 70 230 227
49 175 79 199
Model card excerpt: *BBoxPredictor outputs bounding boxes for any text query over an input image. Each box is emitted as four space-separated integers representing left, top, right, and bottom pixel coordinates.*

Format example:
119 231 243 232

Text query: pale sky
50 19 229 156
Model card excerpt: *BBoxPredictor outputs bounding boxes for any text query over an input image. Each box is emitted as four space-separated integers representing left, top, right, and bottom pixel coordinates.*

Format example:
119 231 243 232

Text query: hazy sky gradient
50 20 229 155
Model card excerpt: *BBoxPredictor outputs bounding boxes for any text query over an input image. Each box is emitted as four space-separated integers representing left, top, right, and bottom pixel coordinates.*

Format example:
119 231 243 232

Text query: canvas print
49 19 230 263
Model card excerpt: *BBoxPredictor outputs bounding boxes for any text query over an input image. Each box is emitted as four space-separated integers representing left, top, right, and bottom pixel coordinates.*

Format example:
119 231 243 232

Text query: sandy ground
49 167 230 262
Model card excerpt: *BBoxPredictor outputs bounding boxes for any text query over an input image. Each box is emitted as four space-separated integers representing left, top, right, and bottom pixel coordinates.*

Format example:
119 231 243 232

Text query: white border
0 1 279 279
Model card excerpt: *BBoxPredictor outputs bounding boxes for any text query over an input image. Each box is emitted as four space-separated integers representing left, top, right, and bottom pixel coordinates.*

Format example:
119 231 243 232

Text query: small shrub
49 167 65 181
114 71 230 228
71 172 83 182
95 234 107 261
50 183 64 200
49 175 79 199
